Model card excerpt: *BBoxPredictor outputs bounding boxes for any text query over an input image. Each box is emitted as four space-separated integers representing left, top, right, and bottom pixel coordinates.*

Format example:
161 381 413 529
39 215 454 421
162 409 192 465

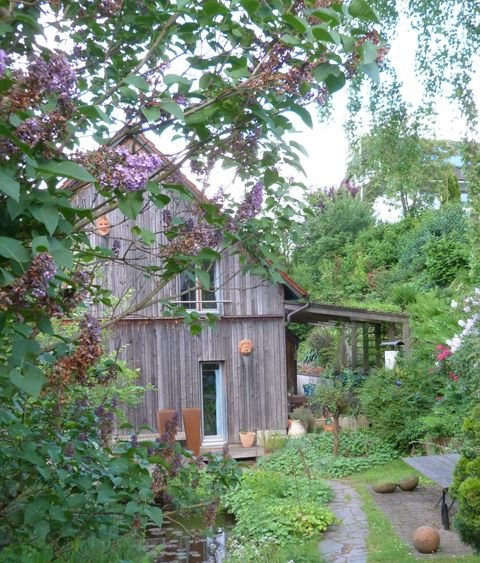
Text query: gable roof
68 132 308 300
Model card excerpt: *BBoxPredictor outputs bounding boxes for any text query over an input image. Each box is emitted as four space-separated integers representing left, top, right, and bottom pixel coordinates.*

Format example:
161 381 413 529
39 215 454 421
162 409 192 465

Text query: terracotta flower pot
239 431 256 448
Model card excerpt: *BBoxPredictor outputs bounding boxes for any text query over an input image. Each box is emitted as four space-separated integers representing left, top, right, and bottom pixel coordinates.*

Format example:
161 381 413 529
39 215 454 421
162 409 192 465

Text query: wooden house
73 134 410 453
74 134 305 451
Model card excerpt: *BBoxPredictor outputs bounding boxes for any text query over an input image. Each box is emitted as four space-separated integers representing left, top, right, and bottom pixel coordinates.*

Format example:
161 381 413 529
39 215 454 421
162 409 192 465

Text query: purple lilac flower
64 442 75 457
0 50 7 75
235 182 264 223
28 253 57 299
112 239 121 257
83 146 162 192
130 434 139 448
162 209 172 229
80 314 101 343
28 53 77 98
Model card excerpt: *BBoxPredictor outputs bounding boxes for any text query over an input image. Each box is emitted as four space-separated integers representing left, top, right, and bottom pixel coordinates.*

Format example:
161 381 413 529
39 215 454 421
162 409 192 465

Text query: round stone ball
412 526 440 553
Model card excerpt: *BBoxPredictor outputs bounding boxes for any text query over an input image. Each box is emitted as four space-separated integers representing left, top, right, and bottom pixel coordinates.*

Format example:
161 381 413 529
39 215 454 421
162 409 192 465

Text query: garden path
319 480 369 562
371 484 474 558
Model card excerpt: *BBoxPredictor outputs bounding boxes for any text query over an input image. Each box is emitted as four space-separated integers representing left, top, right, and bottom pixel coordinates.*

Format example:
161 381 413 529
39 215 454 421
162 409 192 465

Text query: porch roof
284 301 409 327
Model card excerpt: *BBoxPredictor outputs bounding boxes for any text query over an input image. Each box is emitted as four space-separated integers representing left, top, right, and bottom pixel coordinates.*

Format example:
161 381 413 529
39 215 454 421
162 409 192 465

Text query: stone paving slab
319 481 369 563
371 485 474 558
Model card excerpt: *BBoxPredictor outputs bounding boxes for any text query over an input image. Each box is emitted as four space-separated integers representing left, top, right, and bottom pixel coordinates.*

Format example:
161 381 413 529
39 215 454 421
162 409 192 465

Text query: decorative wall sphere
412 526 440 553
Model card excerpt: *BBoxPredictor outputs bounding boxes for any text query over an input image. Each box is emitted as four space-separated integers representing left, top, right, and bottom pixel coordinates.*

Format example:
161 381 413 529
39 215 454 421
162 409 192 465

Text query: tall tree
0 0 386 555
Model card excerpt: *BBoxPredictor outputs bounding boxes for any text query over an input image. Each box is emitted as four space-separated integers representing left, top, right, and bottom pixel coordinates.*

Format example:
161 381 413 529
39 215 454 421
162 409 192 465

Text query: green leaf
264 168 279 188
35 161 96 183
360 62 380 84
0 169 20 201
348 0 380 23
145 506 163 527
124 74 150 92
196 268 211 290
131 226 156 246
0 237 29 263
118 192 144 219
164 74 192 86
290 140 309 158
185 105 218 125
50 505 67 522
10 366 46 398
66 495 86 509
97 483 116 504
360 41 379 65
141 106 162 123
280 34 300 46
32 236 50 252
312 63 340 82
160 100 185 122
325 72 346 93
0 22 13 35
283 14 308 33
125 501 140 515
196 248 220 261
311 26 336 43
309 8 341 25
288 104 313 128
78 105 112 124
240 0 259 15
31 204 59 236
24 497 50 525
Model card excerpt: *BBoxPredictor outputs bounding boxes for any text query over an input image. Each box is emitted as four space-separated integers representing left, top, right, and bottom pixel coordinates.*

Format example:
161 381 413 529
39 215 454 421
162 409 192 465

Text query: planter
288 420 307 438
239 431 256 448
322 420 335 432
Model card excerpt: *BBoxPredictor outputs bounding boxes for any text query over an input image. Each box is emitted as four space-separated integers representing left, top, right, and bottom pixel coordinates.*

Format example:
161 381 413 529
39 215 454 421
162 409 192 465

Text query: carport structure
285 301 410 373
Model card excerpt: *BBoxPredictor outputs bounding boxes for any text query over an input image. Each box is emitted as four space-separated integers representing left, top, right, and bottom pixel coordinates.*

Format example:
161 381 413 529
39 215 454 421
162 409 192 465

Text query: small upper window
180 263 218 312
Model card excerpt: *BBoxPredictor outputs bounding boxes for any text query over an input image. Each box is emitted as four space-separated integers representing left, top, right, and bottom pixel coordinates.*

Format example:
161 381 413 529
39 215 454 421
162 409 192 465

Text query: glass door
201 362 227 444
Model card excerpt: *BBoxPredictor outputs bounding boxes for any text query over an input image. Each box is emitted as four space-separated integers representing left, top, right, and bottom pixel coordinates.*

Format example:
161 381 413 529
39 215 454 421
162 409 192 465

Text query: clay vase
412 526 440 554
288 420 307 437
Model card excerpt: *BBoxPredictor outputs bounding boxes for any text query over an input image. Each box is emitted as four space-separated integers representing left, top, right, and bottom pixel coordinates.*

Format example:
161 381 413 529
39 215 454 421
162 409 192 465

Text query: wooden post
363 324 369 373
375 324 382 367
341 325 347 368
351 326 358 369
402 321 411 357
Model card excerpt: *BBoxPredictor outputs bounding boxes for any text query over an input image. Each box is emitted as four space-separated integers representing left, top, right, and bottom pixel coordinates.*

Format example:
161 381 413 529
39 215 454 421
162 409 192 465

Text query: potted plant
239 429 256 448
290 406 315 433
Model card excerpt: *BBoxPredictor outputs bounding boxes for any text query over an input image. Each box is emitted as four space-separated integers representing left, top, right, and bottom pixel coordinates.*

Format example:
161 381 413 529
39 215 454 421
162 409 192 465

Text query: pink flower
435 396 443 401
449 372 459 382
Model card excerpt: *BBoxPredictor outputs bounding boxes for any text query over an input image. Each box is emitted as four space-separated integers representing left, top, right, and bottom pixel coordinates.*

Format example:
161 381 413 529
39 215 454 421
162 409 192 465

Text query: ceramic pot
288 419 307 437
239 431 256 448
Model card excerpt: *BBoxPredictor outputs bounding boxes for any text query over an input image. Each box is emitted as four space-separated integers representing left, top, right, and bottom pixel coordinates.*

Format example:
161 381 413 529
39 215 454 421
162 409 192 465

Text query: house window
180 263 219 312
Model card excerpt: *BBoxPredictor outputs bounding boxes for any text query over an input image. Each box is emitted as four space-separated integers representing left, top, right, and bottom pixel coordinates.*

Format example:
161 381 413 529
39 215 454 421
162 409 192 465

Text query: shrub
359 361 443 451
451 406 480 553
223 468 334 546
258 431 398 478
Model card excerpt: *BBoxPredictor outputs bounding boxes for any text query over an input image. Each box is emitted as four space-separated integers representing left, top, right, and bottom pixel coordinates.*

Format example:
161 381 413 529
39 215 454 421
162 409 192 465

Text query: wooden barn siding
75 185 285 320
112 316 288 442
